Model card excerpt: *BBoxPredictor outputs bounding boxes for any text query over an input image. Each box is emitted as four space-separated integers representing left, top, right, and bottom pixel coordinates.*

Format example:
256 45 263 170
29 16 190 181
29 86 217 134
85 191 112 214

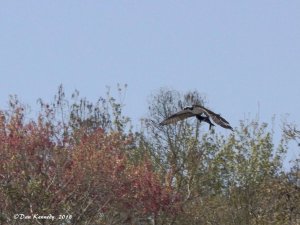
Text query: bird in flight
160 104 233 131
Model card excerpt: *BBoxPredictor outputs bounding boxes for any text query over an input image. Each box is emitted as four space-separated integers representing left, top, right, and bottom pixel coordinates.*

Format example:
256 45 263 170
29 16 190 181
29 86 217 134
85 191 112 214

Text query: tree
0 86 180 225
1 86 299 225
143 88 299 225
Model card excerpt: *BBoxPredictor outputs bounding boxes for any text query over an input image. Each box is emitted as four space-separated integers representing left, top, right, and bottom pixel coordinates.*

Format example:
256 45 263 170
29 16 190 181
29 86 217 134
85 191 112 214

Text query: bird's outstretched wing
160 109 195 125
192 105 233 131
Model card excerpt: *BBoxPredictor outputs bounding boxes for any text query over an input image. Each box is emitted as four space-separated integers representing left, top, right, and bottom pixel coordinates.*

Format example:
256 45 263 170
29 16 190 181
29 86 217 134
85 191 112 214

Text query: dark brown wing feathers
159 109 194 125
160 104 233 131
193 105 233 130
209 114 233 130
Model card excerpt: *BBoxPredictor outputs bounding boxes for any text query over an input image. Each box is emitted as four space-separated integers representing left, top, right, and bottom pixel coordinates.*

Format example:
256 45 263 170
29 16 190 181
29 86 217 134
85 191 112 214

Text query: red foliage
67 128 179 216
0 107 180 223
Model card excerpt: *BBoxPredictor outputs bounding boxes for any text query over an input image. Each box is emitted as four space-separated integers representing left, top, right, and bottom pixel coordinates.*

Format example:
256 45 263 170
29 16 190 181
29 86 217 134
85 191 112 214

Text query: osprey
160 105 233 131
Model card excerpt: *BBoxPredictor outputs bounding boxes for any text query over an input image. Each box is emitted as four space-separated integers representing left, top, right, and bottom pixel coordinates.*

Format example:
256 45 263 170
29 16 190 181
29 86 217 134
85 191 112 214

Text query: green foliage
143 88 299 225
0 86 299 225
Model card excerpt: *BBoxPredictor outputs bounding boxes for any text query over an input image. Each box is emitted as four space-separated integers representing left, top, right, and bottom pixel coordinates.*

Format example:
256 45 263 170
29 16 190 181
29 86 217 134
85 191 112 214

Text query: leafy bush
0 86 299 225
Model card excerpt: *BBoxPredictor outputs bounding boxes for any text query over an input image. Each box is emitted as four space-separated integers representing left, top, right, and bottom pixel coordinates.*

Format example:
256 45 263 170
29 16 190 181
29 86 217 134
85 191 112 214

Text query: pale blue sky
1 1 299 165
